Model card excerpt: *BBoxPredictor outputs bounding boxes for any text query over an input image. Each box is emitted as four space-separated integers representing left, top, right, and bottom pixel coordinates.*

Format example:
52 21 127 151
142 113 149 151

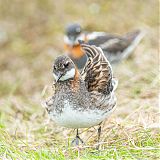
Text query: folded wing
80 43 114 95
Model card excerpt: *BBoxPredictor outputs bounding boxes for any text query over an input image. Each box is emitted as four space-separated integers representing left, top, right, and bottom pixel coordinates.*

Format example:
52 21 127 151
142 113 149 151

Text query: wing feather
80 43 113 95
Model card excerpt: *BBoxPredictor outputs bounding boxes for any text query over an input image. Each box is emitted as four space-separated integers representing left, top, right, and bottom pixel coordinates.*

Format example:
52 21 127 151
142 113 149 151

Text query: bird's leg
71 129 84 146
96 124 102 150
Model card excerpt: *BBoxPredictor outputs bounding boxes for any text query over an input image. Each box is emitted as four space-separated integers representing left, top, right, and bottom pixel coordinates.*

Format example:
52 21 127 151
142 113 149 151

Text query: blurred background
0 0 159 152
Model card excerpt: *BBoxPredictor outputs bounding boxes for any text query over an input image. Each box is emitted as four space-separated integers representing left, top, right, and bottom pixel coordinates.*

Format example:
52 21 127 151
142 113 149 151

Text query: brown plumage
44 42 118 146
81 43 113 95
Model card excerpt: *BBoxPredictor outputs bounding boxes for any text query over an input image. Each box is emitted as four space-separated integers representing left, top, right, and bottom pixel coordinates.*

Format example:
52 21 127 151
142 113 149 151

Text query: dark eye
53 65 57 70
64 62 69 68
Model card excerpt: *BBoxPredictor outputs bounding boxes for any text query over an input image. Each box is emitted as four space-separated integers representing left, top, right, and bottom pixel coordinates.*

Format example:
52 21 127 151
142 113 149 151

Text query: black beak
56 73 63 82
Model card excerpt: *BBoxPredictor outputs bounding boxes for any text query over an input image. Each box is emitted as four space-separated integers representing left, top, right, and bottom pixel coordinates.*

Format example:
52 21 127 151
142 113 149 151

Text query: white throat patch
53 68 76 81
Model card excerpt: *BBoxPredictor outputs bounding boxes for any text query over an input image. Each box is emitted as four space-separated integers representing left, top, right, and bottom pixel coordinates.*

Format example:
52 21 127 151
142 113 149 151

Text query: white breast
49 100 115 129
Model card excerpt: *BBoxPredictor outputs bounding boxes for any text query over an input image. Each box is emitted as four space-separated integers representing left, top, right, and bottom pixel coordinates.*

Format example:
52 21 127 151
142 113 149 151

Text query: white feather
49 100 115 128
64 35 72 45
87 32 106 40
53 68 75 82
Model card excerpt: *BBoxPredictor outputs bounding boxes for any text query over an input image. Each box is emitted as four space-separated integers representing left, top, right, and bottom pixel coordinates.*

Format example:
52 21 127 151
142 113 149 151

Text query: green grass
0 127 160 160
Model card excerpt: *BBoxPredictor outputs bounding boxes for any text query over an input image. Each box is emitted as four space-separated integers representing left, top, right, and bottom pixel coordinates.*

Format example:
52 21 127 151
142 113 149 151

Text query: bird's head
53 55 76 82
65 23 82 45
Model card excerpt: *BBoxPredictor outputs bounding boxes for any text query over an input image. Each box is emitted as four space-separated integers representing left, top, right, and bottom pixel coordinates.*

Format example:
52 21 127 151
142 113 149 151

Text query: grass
0 124 160 159
0 0 159 159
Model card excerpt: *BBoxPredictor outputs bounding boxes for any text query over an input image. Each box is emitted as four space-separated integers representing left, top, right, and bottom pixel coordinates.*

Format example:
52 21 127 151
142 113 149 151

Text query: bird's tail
121 29 145 60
